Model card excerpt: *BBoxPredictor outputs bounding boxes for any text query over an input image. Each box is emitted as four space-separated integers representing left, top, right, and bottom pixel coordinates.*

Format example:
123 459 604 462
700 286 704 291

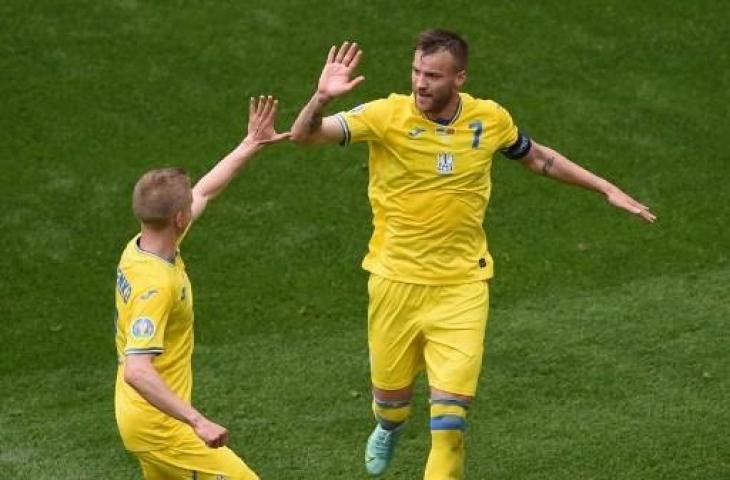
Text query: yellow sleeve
334 97 394 145
492 102 519 150
124 285 174 355
491 101 532 159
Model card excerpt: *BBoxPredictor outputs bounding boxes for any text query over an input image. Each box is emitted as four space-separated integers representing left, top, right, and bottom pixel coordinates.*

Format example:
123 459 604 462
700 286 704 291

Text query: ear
174 210 186 230
455 70 467 88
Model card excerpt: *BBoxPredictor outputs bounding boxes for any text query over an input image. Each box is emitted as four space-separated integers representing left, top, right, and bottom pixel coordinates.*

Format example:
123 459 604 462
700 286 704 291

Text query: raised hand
243 95 290 147
317 41 365 101
605 188 656 223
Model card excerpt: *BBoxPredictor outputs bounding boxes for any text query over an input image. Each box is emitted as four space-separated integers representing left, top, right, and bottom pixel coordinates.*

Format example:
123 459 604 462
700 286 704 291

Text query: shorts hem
428 382 478 398
370 379 417 391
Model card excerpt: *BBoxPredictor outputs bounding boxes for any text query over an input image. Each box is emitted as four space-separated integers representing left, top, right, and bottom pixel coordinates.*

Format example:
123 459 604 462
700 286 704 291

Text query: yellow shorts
134 432 259 480
367 274 489 396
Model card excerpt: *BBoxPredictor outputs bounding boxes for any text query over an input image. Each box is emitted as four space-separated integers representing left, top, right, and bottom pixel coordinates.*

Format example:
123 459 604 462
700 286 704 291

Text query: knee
429 391 471 432
373 384 414 402
372 385 414 428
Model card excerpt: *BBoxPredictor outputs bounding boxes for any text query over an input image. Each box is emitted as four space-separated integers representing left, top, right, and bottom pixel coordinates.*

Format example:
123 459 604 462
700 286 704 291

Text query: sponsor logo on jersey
436 152 455 175
140 289 158 301
408 126 426 138
435 126 455 136
131 317 156 339
116 268 132 304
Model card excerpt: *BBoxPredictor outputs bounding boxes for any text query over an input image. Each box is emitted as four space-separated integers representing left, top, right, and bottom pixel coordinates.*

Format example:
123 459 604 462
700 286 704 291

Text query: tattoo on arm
541 155 555 176
307 110 323 134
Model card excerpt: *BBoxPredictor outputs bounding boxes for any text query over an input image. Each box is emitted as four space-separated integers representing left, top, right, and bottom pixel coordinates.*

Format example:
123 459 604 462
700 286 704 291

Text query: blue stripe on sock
430 415 466 431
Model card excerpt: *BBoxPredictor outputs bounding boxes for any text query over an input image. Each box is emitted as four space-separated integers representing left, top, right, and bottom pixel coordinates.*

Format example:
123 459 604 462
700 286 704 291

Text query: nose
414 73 427 90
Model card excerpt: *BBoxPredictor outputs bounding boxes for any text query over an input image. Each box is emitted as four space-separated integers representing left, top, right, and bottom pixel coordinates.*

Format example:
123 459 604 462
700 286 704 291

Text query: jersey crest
436 152 455 175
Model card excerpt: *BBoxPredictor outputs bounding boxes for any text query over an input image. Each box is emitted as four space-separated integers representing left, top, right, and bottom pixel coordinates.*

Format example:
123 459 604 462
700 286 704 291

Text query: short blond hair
132 167 192 228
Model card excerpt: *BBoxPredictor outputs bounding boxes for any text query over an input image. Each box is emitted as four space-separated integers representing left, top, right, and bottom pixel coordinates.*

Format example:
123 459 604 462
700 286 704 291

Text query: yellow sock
424 403 466 480
372 399 411 430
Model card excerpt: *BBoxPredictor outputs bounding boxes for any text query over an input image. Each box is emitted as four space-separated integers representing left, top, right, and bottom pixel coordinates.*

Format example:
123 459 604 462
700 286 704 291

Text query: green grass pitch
1 1 728 478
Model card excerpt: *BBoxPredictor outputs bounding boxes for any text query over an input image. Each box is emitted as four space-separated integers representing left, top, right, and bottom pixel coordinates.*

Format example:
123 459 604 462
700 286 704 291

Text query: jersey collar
133 234 177 267
412 93 463 126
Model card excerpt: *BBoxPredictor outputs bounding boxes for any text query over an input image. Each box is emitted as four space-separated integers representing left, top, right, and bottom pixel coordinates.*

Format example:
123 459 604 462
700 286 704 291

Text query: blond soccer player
290 30 655 479
114 96 288 479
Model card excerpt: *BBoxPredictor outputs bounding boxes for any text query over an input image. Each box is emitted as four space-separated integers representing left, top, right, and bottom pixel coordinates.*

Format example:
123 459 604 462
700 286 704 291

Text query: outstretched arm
520 141 656 223
191 96 289 221
290 41 365 146
124 354 229 448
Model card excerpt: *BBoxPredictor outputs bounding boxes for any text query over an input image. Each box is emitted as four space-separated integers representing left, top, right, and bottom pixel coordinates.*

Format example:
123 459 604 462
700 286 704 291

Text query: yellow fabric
114 234 195 452
135 431 258 480
337 93 519 285
367 274 489 396
427 404 466 480
431 403 467 419
425 429 465 480
372 400 412 425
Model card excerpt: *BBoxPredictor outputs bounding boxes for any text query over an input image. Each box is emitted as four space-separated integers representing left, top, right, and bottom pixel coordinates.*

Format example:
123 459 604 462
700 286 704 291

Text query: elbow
519 156 541 174
123 361 147 389
123 364 139 387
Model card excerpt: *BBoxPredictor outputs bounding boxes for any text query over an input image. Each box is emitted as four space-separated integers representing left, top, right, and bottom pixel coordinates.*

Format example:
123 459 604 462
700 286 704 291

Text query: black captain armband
501 131 532 160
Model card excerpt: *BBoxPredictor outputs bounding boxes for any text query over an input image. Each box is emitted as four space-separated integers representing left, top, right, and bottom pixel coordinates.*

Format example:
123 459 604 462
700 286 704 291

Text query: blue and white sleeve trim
125 347 164 355
334 113 351 146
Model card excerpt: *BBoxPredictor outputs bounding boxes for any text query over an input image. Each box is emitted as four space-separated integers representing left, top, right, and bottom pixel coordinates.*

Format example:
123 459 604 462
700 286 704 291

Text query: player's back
114 234 195 451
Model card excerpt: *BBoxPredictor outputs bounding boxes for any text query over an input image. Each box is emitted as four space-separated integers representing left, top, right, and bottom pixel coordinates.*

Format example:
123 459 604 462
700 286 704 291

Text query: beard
415 88 454 116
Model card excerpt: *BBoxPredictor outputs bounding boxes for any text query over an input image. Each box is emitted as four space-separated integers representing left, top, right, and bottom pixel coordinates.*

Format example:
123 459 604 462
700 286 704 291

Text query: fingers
331 41 361 67
342 42 360 65
259 131 291 145
347 49 363 71
326 45 336 63
249 95 275 122
242 94 287 146
628 197 656 223
335 41 349 62
637 206 656 223
608 190 656 224
641 210 656 223
347 75 366 90
249 96 256 119
260 95 275 120
627 199 656 223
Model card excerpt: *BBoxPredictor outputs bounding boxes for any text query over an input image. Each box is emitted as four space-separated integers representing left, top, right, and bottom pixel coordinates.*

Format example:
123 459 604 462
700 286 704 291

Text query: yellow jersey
114 234 194 452
335 92 530 285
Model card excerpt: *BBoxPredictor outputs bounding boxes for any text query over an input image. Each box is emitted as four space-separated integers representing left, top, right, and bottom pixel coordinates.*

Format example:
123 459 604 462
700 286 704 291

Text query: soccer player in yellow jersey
114 96 288 480
290 30 656 479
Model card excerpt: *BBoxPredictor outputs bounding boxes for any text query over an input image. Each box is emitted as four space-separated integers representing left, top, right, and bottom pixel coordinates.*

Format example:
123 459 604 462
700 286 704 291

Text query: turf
1 1 728 478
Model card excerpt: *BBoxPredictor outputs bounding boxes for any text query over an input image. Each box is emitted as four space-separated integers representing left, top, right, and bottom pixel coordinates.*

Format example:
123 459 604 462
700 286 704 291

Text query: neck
138 226 178 262
425 92 460 123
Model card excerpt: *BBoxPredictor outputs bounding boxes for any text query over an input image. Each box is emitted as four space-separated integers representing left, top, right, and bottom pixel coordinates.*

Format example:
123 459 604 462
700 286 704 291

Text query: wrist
186 408 205 428
237 138 264 154
314 90 333 106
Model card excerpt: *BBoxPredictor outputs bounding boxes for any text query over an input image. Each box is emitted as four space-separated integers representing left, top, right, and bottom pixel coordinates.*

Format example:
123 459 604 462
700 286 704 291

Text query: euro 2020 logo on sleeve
131 317 156 339
436 152 455 175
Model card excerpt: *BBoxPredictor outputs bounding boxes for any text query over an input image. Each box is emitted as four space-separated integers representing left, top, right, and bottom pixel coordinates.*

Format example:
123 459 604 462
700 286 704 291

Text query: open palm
244 95 289 146
318 41 365 100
